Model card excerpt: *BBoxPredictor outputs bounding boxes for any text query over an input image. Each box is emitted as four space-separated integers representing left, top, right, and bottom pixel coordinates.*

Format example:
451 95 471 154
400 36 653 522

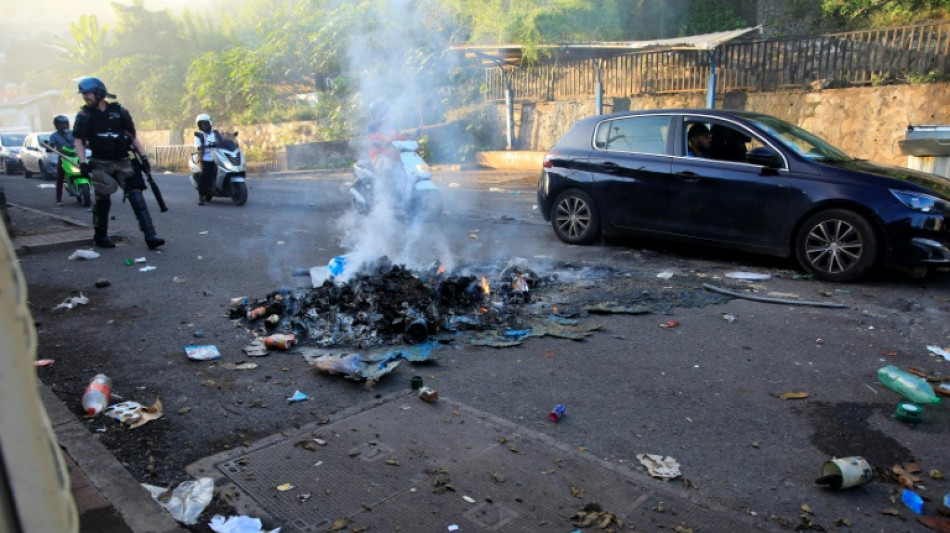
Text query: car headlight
891 190 949 213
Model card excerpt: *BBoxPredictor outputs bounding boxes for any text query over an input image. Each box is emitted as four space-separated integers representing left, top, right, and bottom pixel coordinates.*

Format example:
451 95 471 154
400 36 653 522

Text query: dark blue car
537 109 950 282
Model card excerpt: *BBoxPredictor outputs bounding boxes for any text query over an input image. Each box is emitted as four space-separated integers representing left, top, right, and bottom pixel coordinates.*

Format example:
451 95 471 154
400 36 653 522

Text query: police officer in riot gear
72 77 164 249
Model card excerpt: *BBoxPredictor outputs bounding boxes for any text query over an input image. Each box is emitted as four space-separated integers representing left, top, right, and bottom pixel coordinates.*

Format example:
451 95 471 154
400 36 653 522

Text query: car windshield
2 134 26 146
746 115 853 162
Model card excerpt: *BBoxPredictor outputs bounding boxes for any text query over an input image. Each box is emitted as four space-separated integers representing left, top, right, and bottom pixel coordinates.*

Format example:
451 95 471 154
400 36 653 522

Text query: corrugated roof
452 26 762 63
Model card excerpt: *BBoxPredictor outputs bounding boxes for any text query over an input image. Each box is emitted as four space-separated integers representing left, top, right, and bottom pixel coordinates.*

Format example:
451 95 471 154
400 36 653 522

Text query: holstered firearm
129 151 168 212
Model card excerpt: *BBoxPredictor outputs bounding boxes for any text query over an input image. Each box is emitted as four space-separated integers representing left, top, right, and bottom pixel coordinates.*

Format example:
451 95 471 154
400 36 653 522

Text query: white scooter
188 132 248 206
349 140 442 221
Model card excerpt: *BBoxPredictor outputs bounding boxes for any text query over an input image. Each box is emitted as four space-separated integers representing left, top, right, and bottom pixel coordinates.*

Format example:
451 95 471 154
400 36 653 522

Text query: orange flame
437 265 446 275
480 277 490 296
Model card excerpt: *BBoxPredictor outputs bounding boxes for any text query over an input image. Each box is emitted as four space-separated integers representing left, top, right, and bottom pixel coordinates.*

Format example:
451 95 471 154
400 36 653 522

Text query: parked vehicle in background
20 132 56 179
0 132 27 174
537 109 950 282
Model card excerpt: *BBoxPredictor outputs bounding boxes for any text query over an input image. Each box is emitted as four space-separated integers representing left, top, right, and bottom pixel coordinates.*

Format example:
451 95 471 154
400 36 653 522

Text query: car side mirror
746 147 782 169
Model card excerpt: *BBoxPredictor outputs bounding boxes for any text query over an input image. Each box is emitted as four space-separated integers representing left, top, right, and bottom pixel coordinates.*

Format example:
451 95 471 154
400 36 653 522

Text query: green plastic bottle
877 365 941 404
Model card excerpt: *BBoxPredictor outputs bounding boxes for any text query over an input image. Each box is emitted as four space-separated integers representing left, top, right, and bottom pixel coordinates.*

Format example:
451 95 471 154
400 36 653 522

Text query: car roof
579 108 768 124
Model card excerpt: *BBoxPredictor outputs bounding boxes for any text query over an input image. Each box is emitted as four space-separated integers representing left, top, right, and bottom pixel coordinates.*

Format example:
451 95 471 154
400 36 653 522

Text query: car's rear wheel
551 189 600 245
795 209 877 282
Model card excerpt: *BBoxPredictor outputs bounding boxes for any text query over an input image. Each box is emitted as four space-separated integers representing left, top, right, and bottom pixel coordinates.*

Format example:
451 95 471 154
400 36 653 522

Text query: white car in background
19 131 57 179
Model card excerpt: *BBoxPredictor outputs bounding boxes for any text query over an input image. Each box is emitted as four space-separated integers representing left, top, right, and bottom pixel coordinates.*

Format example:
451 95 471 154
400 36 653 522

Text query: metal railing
484 22 950 101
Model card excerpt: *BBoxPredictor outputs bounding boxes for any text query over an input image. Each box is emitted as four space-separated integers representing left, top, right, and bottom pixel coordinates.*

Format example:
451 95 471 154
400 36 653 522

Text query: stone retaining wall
507 82 950 167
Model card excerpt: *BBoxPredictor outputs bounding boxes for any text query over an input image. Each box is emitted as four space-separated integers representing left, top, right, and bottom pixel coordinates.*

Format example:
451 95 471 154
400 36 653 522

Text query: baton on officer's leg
129 151 168 212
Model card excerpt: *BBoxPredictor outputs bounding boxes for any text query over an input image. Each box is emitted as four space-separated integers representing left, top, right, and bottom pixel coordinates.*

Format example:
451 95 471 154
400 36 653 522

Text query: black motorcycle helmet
53 115 69 130
76 77 115 99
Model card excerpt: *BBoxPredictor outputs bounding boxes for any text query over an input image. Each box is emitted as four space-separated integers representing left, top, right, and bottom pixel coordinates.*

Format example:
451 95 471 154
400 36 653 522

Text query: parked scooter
43 143 92 208
349 140 442 221
188 132 248 206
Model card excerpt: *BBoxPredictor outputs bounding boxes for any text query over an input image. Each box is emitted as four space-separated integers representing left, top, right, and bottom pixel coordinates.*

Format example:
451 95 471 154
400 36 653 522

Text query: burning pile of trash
230 257 730 381
232 257 552 348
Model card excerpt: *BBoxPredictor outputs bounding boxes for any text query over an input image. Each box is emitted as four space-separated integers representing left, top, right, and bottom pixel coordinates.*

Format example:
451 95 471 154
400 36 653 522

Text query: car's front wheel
551 189 600 245
795 209 877 282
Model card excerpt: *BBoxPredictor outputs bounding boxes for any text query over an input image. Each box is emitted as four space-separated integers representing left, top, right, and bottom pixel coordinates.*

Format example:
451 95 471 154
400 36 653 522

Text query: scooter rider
365 100 409 206
193 114 218 205
48 115 74 206
73 77 164 249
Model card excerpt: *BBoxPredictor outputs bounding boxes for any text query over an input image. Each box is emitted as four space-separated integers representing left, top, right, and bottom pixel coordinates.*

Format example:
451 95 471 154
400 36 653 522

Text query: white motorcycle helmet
195 114 213 128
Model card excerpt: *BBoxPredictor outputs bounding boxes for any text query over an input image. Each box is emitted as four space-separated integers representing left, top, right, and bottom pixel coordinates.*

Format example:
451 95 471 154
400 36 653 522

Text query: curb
40 383 187 533
8 203 93 255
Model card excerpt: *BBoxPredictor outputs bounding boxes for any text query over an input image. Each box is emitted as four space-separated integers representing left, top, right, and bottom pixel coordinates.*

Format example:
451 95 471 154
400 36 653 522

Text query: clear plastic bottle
877 365 941 404
81 374 112 415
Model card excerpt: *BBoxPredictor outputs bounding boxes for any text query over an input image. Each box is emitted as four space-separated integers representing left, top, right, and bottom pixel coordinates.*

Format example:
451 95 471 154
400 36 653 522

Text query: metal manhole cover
191 393 769 532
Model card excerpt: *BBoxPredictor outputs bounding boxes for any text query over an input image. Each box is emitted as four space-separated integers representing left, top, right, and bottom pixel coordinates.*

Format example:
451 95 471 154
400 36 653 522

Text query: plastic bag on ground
53 293 89 310
141 477 214 525
68 249 100 260
209 515 280 533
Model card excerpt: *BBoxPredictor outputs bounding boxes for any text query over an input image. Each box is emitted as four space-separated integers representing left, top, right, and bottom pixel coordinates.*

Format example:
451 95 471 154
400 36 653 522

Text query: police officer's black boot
128 191 165 249
92 195 115 248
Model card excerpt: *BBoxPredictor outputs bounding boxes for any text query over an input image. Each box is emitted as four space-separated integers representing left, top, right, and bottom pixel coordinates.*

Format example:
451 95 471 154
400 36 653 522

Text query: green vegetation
819 0 950 28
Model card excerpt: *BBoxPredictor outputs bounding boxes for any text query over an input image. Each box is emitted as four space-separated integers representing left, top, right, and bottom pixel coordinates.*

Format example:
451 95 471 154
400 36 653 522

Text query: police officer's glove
80 162 91 178
139 155 151 174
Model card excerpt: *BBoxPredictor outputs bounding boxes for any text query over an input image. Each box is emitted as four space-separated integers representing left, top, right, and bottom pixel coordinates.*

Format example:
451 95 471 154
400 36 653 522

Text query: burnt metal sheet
191 393 770 532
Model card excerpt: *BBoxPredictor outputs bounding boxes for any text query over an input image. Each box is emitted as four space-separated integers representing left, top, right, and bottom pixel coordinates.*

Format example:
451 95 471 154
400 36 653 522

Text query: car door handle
600 161 620 173
675 171 701 182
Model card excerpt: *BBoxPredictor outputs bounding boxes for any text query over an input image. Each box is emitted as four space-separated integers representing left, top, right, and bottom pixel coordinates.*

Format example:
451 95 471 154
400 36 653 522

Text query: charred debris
231 257 729 356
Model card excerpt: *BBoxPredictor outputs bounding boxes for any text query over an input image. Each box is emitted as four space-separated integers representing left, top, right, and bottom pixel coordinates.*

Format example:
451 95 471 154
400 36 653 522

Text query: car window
1 134 26 146
684 120 768 163
594 116 669 155
746 115 852 162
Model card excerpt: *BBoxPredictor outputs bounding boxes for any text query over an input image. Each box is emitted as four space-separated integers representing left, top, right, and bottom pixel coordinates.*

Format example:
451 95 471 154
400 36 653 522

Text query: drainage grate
194 394 769 532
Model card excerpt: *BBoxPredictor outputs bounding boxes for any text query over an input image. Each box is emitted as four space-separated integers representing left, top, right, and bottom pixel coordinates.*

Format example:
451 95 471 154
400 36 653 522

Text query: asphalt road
5 168 950 532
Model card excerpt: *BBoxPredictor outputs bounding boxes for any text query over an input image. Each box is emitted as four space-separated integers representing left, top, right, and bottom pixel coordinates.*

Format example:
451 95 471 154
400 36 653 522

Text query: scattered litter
37 183 55 188
448 182 460 188
276 241 285 245
447 525 459 532
185 345 221 361
264 333 296 350
777 391 809 400
199 231 209 235
243 339 268 357
221 362 258 371
139 265 157 272
927 345 950 362
142 477 214 525
636 453 681 480
462 495 476 503
276 483 294 492
489 187 507 193
68 249 99 261
172 276 187 283
34 359 54 367
548 404 565 422
104 399 163 429
418 386 439 403
725 271 772 281
722 313 737 322
193 329 204 338
656 270 676 280
571 503 622 529
95 277 110 288
134 257 147 263
703 284 848 308
54 293 89 310
209 515 280 533
903 488 924 514
659 320 680 329
286 390 309 403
